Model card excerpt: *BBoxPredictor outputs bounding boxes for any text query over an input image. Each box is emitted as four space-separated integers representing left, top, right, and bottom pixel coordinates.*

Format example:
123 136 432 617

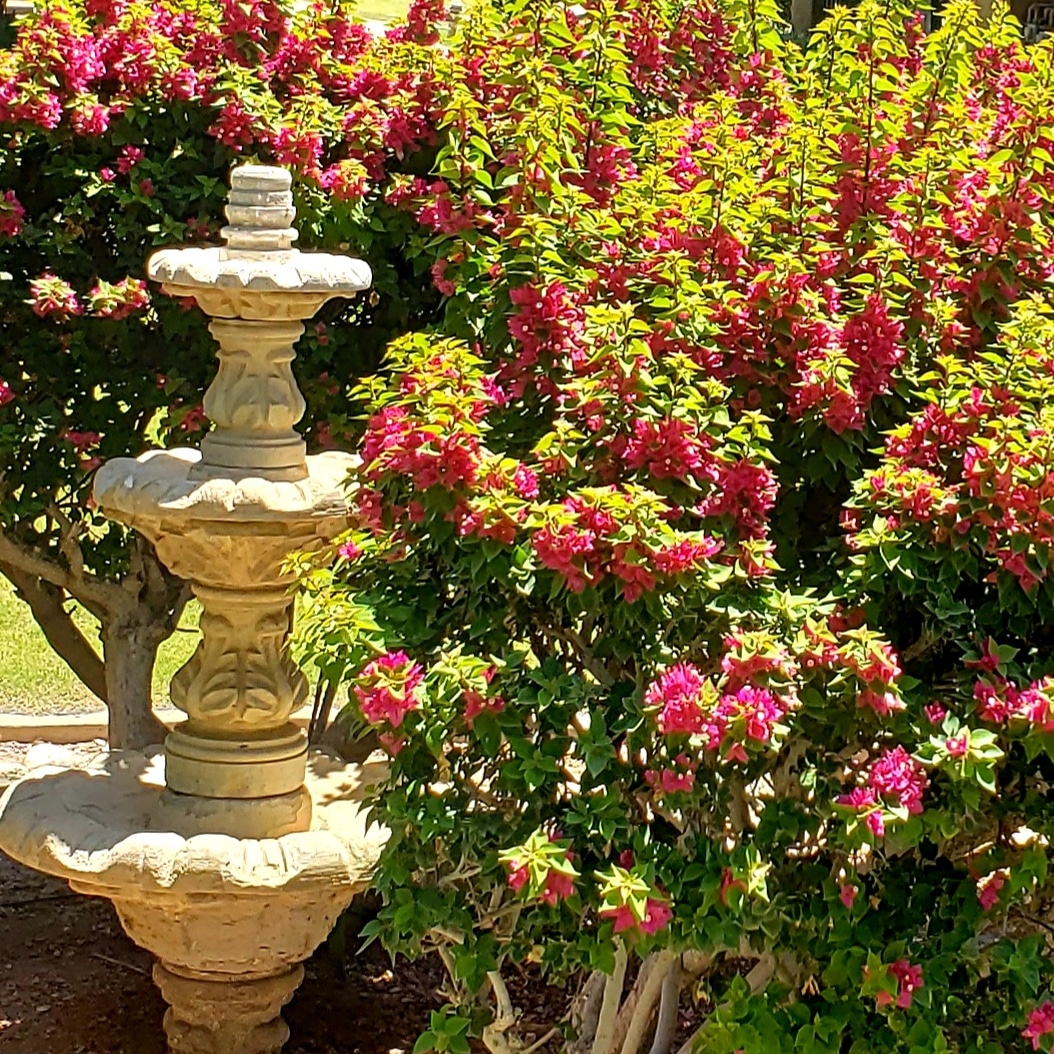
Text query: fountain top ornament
147 165 371 320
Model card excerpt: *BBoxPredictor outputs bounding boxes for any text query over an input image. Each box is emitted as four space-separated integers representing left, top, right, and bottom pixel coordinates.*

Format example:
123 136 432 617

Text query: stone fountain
0 165 388 1053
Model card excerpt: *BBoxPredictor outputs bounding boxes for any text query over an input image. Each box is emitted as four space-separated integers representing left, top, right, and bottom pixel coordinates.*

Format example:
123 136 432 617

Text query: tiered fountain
0 165 388 1053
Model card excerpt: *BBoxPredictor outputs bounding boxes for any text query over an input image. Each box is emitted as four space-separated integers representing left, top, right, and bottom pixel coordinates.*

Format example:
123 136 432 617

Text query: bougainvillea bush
0 0 442 743
292 0 1054 1050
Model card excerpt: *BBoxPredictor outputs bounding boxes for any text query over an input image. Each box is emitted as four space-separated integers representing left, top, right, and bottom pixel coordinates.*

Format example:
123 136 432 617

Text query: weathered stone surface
5 162 381 1053
94 449 356 523
148 248 371 297
92 444 354 797
147 165 372 302
154 963 304 1054
0 750 388 894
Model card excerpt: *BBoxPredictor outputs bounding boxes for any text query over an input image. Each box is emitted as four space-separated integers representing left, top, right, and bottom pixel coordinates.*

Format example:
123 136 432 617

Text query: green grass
0 578 200 715
356 0 411 23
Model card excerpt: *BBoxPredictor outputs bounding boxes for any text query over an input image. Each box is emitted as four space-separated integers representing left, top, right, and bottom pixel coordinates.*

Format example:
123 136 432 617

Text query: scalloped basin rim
92 448 359 522
146 245 373 293
0 749 390 896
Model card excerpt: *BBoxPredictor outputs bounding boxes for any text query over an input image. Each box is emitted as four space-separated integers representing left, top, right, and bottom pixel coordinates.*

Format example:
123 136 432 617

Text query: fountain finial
146 163 370 318
223 164 298 252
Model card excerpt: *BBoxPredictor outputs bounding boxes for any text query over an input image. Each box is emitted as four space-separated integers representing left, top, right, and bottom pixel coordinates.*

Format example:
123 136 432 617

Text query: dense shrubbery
7 0 1054 1050
292 1 1054 1051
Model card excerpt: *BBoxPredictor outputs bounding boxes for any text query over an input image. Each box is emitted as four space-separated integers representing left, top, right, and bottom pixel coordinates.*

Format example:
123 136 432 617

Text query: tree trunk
0 528 190 750
101 618 169 750
101 536 191 750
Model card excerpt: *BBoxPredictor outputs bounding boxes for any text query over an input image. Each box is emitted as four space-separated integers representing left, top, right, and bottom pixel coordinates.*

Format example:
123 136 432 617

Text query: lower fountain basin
0 749 389 1054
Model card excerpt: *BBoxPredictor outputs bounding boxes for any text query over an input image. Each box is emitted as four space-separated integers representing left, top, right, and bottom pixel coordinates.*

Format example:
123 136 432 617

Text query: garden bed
0 830 577 1054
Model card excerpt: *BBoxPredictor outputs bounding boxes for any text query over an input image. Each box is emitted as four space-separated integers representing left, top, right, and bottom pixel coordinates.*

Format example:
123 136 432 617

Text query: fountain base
164 722 309 799
155 962 304 1054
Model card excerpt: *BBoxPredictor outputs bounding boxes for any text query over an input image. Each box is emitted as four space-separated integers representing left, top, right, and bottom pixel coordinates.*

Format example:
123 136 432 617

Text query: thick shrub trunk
99 538 190 750
101 618 170 750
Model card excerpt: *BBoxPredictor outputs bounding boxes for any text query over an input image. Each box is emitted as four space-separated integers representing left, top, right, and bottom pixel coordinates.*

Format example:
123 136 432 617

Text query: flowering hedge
290 0 1054 1052
7 0 1054 1049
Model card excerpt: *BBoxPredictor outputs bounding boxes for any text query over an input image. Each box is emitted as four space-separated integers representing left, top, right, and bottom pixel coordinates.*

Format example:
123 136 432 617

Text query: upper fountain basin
147 247 373 321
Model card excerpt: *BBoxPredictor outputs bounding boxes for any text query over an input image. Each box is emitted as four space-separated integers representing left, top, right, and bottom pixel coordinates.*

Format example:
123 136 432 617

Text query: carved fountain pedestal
0 166 387 1053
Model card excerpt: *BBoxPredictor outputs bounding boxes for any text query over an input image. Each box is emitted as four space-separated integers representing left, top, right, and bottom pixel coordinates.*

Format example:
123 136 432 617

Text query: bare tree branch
536 619 615 688
0 527 118 614
47 502 87 584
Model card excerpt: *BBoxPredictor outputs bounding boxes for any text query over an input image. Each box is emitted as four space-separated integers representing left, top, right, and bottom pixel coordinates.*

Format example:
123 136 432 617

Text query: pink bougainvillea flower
88 277 150 319
601 903 636 932
377 731 406 757
600 897 672 936
64 430 102 452
512 463 539 500
117 144 144 173
869 960 924 1010
976 869 1008 912
888 960 923 1009
1023 1002 1054 1051
28 273 82 320
646 661 707 735
718 867 746 907
644 766 695 794
463 688 504 727
504 835 575 906
924 702 948 724
506 861 529 893
868 746 929 816
638 899 673 934
837 747 928 837
539 867 575 907
0 190 25 237
857 687 905 716
337 540 361 561
353 650 425 728
835 786 884 837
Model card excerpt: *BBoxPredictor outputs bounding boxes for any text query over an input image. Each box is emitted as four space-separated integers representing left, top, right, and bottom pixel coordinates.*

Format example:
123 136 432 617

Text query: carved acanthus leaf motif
170 595 309 731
